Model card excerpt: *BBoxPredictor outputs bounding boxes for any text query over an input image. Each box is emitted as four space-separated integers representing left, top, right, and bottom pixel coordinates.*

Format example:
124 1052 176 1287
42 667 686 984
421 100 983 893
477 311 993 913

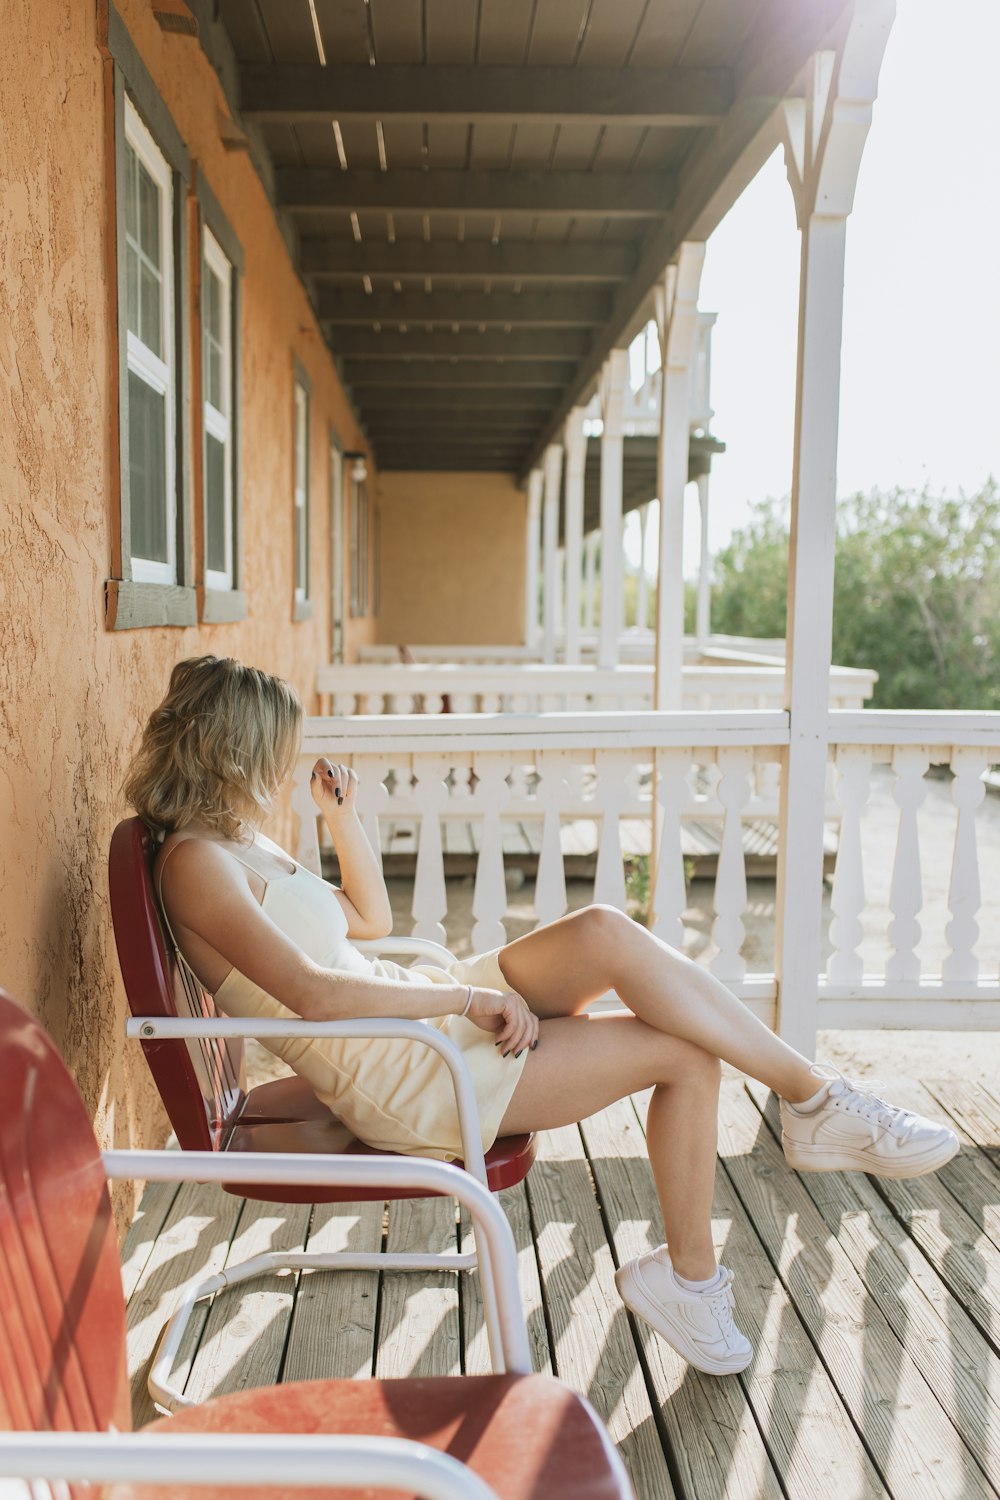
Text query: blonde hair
123 656 303 841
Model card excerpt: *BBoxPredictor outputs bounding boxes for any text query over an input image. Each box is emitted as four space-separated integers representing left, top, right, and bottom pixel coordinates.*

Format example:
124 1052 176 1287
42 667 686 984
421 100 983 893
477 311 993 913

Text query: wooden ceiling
215 0 850 475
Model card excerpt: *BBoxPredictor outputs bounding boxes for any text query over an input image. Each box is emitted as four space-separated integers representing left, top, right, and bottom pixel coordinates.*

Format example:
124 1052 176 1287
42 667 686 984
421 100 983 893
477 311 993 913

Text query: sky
627 0 1000 578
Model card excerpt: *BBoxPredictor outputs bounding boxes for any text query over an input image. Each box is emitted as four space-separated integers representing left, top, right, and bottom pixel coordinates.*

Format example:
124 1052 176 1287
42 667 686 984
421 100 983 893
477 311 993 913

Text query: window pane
205 264 220 339
138 159 161 266
128 370 168 563
206 339 223 413
139 260 161 357
205 432 227 573
126 241 139 341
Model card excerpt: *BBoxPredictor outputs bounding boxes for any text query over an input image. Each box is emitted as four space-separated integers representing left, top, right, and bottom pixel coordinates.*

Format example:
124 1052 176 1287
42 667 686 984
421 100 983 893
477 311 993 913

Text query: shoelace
703 1268 738 1342
825 1072 913 1132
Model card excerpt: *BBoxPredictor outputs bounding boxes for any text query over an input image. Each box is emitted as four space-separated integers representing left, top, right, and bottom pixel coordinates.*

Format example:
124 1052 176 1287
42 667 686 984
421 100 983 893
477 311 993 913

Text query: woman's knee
575 903 634 945
656 1036 722 1092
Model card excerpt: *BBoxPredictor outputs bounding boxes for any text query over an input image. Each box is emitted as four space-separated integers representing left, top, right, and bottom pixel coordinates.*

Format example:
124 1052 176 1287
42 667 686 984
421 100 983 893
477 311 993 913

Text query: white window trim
124 96 176 587
202 227 234 592
294 379 310 604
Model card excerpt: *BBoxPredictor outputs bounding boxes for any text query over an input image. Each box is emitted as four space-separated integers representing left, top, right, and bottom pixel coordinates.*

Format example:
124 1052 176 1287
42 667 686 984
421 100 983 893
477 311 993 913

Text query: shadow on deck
123 1077 1000 1500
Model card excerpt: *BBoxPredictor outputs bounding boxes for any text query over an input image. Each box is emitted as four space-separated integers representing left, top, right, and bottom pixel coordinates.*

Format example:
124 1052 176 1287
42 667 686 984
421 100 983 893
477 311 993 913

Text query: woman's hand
310 757 358 819
466 987 539 1057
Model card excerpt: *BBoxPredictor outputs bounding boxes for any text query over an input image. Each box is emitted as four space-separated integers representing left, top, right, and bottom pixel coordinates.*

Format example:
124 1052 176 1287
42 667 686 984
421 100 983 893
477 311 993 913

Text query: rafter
332 330 591 360
276 168 675 218
302 241 637 281
318 288 611 328
240 64 733 126
344 360 578 388
355 388 555 410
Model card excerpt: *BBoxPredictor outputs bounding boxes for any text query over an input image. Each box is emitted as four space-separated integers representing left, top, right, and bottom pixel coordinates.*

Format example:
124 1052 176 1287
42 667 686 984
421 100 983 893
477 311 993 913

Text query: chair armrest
125 1014 489 1186
0 1432 499 1500
102 1147 531 1377
353 936 458 965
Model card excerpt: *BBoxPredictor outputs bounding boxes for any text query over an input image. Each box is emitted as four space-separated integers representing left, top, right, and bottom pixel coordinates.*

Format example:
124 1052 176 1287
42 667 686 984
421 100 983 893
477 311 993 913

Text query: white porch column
598 349 628 668
583 531 598 634
524 468 543 650
636 502 651 632
774 2 895 1053
563 409 587 663
652 242 705 710
695 472 712 648
541 442 563 664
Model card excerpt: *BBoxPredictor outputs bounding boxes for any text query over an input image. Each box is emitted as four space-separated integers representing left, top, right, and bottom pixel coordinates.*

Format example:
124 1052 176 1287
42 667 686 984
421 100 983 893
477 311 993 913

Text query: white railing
321 663 877 715
294 709 1000 1038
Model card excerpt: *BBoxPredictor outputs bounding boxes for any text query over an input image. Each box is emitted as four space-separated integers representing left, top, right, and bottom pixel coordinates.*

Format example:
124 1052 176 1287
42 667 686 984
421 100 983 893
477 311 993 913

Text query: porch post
541 442 563 663
563 408 587 663
597 349 627 669
695 472 711 648
774 1 895 1052
653 242 705 710
524 468 543 650
635 502 651 632
583 530 598 634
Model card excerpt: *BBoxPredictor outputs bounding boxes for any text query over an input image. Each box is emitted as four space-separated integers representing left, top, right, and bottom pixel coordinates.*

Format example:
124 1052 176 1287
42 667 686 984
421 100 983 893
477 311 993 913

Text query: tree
708 482 1000 709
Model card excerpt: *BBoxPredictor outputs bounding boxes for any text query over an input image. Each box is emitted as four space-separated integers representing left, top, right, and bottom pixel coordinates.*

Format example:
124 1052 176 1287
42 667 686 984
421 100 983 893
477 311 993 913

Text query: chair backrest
108 818 247 1151
0 989 131 1443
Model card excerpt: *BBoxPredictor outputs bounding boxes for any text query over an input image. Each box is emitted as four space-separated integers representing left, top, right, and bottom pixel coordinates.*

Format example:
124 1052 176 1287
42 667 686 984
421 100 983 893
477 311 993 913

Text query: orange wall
376 471 527 645
0 0 375 1221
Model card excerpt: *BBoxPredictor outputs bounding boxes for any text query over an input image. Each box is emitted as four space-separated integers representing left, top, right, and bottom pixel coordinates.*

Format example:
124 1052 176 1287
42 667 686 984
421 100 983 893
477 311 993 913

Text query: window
124 101 175 585
293 367 311 620
105 7 194 630
202 230 232 589
330 433 345 662
197 178 245 623
349 457 369 618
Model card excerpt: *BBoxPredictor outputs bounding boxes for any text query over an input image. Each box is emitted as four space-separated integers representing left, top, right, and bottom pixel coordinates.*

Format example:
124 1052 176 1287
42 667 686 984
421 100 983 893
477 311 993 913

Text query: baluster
592 751 631 910
826 746 872 985
943 748 987 982
480 692 502 713
471 753 511 951
291 756 322 874
360 692 384 715
534 750 569 927
886 746 929 983
353 755 390 873
651 751 690 950
410 754 451 943
710 749 752 983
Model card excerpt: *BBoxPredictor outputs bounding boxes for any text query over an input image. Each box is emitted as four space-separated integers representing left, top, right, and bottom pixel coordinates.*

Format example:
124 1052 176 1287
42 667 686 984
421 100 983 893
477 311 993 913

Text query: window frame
349 461 369 619
105 4 195 630
292 362 312 622
196 170 246 624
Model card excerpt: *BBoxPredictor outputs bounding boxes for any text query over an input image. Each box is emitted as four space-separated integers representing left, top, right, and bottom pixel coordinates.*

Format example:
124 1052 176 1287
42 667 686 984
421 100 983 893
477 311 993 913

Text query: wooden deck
122 1076 1000 1500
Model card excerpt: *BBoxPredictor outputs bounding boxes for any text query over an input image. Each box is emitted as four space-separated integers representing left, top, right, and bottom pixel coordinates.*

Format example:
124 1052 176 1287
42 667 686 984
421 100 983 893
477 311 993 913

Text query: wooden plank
458 1182 552 1377
281 167 675 216
925 1077 1000 1158
374 1195 462 1378
581 1097 787 1500
748 1081 1000 1494
302 239 636 280
121 1181 180 1303
125 1181 244 1426
333 329 593 360
182 1197 313 1404
319 287 612 327
527 1123 675 1498
717 1083 993 1498
239 63 734 125
281 1199 385 1381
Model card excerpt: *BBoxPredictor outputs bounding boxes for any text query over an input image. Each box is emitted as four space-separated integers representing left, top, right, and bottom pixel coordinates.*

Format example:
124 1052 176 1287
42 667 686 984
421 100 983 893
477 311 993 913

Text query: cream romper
156 839 529 1161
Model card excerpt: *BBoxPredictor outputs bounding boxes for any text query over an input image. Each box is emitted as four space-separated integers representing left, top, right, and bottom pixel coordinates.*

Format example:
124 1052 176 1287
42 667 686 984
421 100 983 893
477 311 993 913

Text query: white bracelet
460 984 473 1017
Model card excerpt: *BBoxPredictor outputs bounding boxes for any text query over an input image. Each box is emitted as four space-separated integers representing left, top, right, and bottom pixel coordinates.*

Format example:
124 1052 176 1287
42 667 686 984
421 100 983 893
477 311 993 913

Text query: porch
124 1061 1000 1499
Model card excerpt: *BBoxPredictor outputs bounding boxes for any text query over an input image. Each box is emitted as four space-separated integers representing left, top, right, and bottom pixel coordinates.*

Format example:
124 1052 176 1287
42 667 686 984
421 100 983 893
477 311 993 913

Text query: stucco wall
376 472 527 645
0 0 375 1227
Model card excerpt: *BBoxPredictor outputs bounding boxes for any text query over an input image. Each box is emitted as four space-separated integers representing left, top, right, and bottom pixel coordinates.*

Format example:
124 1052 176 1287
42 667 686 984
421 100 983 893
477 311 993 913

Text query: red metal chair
0 989 634 1499
108 817 536 1393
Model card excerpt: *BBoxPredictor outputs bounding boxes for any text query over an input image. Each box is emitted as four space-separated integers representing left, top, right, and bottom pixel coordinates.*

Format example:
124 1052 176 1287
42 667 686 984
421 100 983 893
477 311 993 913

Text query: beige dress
158 844 528 1161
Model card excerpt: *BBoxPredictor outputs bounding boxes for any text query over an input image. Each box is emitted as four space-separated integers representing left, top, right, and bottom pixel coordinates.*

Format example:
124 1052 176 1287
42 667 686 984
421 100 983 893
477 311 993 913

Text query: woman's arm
161 838 538 1053
311 758 393 939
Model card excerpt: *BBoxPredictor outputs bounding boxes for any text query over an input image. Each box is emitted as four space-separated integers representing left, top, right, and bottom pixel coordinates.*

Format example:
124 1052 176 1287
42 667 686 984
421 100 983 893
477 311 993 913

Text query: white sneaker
781 1066 959 1179
614 1251 753 1376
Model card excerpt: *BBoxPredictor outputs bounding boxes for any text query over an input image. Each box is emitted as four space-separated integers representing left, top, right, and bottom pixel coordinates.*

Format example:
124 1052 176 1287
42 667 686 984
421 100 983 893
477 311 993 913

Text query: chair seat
112 1373 626 1500
223 1080 537 1202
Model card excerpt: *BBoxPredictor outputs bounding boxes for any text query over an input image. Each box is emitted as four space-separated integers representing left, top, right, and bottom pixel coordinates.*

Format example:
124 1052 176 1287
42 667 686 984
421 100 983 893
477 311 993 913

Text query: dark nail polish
531 1040 538 1050
337 794 343 804
502 1050 510 1058
514 1050 523 1059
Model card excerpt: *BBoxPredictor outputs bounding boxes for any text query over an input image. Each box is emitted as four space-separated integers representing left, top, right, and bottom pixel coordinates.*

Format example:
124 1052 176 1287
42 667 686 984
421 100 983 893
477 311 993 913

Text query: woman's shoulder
155 831 244 897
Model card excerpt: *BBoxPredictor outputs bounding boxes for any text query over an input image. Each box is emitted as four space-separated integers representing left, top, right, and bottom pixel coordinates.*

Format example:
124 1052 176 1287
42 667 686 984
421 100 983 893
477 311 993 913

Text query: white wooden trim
524 469 542 648
202 226 233 591
597 350 627 668
563 409 586 663
541 443 562 663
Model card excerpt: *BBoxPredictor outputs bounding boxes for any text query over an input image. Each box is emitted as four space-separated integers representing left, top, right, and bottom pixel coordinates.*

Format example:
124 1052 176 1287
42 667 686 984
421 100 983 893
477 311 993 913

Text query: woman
125 655 959 1378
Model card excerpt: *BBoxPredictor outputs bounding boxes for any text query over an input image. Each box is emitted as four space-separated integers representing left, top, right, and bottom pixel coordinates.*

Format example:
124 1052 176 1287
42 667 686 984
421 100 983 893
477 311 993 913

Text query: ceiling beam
318 288 611 327
302 240 637 281
345 360 577 388
377 458 523 472
241 64 733 126
277 168 675 218
332 330 591 360
355 387 555 410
